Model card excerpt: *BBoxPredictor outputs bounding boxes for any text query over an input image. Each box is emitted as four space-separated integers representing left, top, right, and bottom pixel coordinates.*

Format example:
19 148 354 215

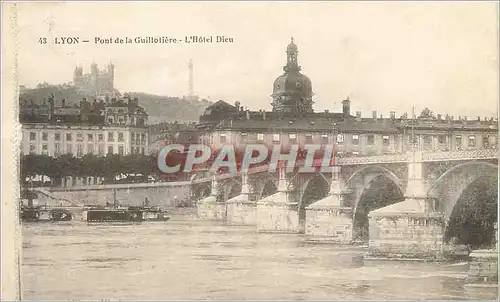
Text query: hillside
18 84 212 123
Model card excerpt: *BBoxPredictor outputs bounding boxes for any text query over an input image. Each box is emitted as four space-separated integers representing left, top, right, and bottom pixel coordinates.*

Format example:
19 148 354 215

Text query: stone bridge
193 149 498 259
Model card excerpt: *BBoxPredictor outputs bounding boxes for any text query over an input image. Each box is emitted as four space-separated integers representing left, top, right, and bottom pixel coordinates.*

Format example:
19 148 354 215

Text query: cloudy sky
14 1 498 118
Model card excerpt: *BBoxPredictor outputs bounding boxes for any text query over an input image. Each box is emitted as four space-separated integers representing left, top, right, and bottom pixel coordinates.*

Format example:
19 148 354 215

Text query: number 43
38 37 47 44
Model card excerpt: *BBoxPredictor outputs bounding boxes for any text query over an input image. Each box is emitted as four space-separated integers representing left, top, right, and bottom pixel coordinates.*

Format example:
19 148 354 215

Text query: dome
272 72 312 97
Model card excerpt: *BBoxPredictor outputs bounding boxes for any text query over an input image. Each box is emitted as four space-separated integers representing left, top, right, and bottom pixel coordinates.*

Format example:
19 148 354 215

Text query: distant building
73 63 115 96
196 38 498 157
20 95 150 157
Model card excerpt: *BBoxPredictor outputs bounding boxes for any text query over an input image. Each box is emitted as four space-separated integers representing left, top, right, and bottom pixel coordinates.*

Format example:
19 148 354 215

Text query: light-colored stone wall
368 215 445 259
305 208 353 244
197 200 226 220
256 198 300 233
35 184 190 207
226 201 257 225
467 250 498 284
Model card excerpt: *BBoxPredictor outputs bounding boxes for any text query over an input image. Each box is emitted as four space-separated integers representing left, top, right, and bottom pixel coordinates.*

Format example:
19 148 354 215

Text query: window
382 135 390 146
336 134 344 144
66 133 72 141
220 134 227 144
273 134 280 142
98 144 105 155
66 144 72 154
118 146 124 155
55 133 61 141
108 117 114 124
455 135 462 150
42 132 48 141
468 135 476 147
54 143 61 156
108 132 114 142
87 144 94 154
29 144 36 154
305 134 313 144
88 134 94 141
240 132 247 143
257 133 264 141
141 133 146 144
141 147 145 155
77 144 83 157
289 133 297 143
482 136 490 148
41 144 48 155
108 145 114 155
423 135 432 144
321 134 328 144
367 134 374 145
352 134 359 145
118 132 124 142
29 132 36 141
438 135 446 144
119 118 125 124
76 133 84 141
98 134 104 141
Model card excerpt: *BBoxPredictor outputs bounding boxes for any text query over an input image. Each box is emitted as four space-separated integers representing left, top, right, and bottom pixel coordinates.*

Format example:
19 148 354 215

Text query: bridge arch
256 173 278 200
427 161 498 222
298 172 330 228
345 165 405 242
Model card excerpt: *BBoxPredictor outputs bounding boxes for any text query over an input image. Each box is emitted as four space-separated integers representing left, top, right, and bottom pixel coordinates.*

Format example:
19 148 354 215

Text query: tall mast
188 59 194 98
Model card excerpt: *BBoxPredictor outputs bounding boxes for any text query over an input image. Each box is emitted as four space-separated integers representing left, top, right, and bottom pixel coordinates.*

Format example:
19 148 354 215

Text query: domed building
271 38 314 114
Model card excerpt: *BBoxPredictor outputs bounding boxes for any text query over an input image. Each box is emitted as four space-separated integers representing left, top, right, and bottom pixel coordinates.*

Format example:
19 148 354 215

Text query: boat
82 191 170 223
20 205 73 222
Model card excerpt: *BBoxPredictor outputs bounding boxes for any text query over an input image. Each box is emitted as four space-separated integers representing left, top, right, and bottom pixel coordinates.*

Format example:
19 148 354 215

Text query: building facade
196 39 498 157
20 96 150 157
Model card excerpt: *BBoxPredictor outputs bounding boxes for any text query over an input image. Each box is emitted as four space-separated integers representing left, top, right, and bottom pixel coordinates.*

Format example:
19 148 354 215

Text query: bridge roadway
190 148 499 184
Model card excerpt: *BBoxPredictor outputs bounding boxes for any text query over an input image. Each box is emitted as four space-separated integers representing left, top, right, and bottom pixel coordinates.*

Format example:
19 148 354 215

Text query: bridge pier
197 175 226 221
226 171 257 225
256 167 301 233
305 166 353 243
367 152 446 260
466 222 498 286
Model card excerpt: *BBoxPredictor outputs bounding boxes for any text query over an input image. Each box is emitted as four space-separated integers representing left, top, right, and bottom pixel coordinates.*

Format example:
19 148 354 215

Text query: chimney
437 114 442 120
342 98 350 116
458 116 461 121
324 109 329 114
62 99 66 107
245 110 250 120
356 111 362 121
380 114 383 119
390 111 396 119
235 101 240 110
372 110 377 119
263 111 266 120
477 116 480 121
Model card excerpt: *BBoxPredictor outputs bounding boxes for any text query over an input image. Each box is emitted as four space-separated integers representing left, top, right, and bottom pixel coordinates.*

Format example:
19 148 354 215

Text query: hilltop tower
188 59 194 98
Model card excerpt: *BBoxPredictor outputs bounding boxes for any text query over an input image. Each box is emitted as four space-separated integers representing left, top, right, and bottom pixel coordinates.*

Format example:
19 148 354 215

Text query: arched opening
260 180 277 200
353 175 404 243
226 182 242 201
196 185 211 200
444 174 497 249
299 174 330 229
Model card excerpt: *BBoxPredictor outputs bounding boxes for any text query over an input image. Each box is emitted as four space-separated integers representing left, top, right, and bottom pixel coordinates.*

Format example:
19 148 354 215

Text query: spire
284 37 300 72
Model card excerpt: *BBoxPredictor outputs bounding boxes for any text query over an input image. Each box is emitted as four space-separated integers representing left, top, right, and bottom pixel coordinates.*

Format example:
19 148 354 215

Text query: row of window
220 133 391 146
218 132 496 149
27 143 146 157
28 132 147 144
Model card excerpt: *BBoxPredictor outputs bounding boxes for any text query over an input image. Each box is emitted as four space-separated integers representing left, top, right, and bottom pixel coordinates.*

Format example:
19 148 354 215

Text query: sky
12 1 499 118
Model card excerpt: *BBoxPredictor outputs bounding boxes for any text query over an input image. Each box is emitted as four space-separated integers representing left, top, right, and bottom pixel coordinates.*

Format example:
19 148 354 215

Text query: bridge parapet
422 149 498 162
337 153 409 165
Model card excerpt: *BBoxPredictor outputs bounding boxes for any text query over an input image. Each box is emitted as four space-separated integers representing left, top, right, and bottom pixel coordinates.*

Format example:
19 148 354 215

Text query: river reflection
22 215 498 300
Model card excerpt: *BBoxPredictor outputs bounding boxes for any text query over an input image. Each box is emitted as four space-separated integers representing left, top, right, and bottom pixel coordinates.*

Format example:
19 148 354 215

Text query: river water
22 213 498 300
